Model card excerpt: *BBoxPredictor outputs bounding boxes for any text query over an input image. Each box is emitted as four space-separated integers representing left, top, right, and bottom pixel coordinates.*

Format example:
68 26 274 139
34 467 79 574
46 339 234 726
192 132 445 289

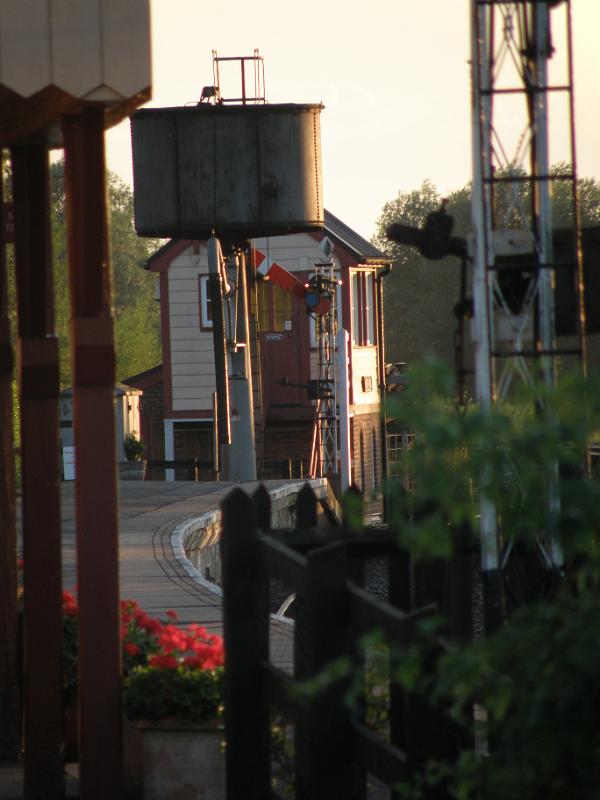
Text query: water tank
131 103 324 239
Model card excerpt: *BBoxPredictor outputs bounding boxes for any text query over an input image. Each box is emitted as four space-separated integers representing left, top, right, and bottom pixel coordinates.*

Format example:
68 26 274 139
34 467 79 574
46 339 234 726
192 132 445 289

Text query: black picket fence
221 483 474 800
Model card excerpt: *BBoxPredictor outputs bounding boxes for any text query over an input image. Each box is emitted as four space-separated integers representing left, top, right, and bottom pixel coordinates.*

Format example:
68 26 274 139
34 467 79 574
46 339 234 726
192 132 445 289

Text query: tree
373 169 600 372
373 180 470 368
49 160 161 386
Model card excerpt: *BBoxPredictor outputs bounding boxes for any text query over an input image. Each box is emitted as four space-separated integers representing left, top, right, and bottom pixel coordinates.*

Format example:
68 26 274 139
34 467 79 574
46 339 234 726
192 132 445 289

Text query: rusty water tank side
131 103 324 239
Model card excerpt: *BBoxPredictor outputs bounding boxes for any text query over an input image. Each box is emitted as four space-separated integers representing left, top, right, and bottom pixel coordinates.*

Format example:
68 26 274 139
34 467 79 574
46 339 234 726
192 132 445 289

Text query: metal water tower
131 51 325 481
131 49 323 239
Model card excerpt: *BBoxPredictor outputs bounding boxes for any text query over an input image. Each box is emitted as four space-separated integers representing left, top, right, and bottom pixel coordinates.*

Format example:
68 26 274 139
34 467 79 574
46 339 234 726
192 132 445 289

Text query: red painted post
62 107 122 798
11 142 64 796
0 152 20 760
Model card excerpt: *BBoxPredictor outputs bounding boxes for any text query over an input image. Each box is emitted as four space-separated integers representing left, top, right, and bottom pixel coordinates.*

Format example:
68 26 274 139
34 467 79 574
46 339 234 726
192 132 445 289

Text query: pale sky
106 0 600 242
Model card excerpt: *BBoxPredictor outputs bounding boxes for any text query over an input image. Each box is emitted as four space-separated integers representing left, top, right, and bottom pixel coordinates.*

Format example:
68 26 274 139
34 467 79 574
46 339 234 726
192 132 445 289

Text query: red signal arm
252 248 331 315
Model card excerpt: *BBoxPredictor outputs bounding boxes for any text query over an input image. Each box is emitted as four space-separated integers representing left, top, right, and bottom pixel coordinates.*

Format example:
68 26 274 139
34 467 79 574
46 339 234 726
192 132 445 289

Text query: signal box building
127 210 391 497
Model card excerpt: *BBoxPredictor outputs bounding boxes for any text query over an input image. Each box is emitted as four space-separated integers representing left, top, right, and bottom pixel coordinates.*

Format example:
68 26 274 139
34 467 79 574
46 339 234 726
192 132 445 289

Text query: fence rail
221 482 473 799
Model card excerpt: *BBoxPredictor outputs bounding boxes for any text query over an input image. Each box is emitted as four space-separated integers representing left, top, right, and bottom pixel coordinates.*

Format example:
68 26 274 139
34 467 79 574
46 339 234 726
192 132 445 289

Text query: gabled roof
121 364 163 390
323 209 390 264
142 210 390 271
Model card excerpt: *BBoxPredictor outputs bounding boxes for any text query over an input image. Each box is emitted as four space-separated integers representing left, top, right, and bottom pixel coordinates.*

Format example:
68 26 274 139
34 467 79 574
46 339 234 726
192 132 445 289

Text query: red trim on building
160 271 174 416
146 239 193 273
122 364 162 391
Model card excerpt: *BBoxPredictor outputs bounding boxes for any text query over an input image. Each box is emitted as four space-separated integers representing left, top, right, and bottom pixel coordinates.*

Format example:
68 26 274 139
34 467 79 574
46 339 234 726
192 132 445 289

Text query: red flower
142 616 162 635
182 656 204 669
148 653 178 670
188 623 209 639
124 642 140 656
62 590 78 616
157 625 188 652
165 609 179 622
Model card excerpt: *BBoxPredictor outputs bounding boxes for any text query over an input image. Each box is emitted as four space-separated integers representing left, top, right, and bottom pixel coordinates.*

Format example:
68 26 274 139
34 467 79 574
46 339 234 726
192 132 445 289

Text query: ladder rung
491 348 582 359
484 173 574 183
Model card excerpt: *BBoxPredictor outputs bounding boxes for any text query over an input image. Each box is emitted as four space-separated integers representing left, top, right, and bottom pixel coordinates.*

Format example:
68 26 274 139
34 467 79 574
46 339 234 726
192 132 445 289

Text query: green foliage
372 181 468 366
383 362 600 798
388 359 600 562
432 597 600 800
124 432 145 461
48 160 161 387
122 666 224 723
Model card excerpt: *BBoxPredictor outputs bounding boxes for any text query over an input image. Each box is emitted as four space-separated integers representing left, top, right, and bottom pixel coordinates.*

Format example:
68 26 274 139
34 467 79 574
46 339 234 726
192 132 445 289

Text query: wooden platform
55 479 296 660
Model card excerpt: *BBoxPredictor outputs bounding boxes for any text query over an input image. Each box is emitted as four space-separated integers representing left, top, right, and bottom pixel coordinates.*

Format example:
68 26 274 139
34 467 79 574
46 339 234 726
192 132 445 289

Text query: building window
273 284 293 332
387 430 415 491
256 280 293 332
351 270 375 346
199 275 213 329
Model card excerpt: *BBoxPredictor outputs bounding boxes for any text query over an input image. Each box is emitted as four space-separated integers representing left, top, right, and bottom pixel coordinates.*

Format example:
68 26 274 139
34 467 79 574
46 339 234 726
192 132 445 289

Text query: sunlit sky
106 0 600 241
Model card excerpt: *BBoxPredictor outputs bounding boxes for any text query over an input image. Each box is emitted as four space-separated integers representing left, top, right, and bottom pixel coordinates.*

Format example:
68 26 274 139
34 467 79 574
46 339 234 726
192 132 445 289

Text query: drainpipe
337 328 352 492
375 263 392 518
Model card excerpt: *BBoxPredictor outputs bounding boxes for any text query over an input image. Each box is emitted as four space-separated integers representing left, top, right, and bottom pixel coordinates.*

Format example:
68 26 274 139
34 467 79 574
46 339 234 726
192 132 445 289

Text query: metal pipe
470 0 503 632
337 328 352 492
228 247 257 481
375 263 391 512
207 235 231 450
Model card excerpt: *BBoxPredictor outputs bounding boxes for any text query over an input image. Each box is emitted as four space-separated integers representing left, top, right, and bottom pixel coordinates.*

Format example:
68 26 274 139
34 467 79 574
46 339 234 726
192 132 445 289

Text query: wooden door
256 280 308 412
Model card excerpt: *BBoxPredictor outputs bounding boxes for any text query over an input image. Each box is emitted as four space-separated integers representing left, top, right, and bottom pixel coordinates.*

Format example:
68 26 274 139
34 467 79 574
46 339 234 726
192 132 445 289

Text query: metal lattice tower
310 260 339 478
470 0 585 618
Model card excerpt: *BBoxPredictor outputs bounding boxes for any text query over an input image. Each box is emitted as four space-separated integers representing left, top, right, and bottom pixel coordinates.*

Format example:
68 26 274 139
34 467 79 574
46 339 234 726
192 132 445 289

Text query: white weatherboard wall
166 234 344 412
168 246 215 412
351 346 379 408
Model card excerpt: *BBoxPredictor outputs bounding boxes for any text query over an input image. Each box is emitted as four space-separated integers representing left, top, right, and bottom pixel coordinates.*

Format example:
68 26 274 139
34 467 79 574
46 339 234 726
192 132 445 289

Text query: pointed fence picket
221 483 473 800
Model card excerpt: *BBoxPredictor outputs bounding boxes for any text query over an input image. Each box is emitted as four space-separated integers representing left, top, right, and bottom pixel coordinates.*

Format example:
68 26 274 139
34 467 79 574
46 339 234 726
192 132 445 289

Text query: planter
64 703 79 762
140 718 225 800
119 460 147 481
123 716 144 792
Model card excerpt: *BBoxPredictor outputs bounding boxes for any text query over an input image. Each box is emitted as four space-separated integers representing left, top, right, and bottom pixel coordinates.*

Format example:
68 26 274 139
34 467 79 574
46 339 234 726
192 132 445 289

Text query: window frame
199 274 213 330
350 269 375 347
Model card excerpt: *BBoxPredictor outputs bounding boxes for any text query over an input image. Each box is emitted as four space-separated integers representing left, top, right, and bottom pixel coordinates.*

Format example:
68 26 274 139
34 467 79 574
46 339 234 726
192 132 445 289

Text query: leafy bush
123 433 145 461
383 361 600 798
122 666 223 723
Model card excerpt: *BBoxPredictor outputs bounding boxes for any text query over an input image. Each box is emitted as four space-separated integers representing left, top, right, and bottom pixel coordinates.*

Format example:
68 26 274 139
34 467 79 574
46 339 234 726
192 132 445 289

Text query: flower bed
61 589 224 721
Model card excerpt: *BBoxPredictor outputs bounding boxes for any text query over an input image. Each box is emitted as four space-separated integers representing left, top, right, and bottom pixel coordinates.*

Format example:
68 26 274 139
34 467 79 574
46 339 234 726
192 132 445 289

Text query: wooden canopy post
11 141 64 797
62 107 122 798
0 153 19 761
